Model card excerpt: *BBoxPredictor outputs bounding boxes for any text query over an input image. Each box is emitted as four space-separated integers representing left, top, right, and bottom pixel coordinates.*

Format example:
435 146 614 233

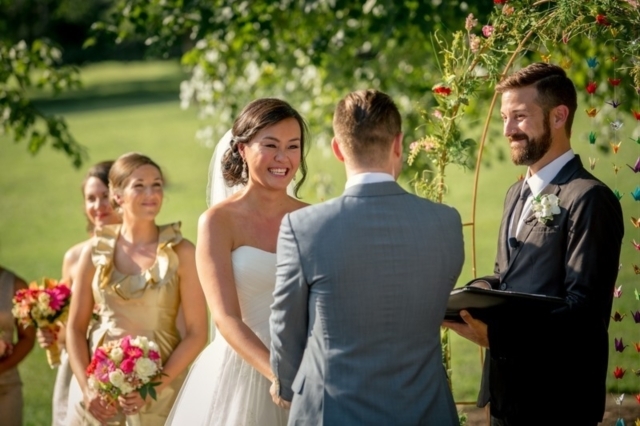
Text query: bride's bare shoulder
198 196 244 229
289 197 311 213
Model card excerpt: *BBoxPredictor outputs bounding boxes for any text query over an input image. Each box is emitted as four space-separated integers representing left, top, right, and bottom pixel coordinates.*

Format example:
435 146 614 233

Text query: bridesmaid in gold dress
66 153 207 425
37 160 121 426
0 265 35 426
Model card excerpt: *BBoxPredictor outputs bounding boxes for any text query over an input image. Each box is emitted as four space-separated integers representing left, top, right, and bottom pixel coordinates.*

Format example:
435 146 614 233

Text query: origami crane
632 136 640 145
615 337 628 352
586 81 597 94
634 264 640 274
609 77 622 86
615 394 626 405
613 164 620 175
634 239 640 250
589 157 597 170
634 218 640 227
612 311 626 322
613 189 623 200
606 99 621 108
614 285 623 297
611 141 621 153
632 188 640 201
588 132 597 144
586 57 599 68
632 310 640 323
586 107 599 117
614 366 626 379
628 158 640 173
636 288 640 300
610 120 624 131
633 110 640 121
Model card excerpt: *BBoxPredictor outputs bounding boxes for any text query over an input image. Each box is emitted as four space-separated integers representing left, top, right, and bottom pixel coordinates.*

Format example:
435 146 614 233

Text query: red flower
608 77 621 86
614 366 626 379
596 14 610 26
85 357 98 375
433 86 452 96
632 110 640 121
586 82 597 94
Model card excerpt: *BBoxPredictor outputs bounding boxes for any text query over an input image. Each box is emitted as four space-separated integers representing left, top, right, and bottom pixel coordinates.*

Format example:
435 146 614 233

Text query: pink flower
95 358 115 383
46 285 70 311
482 25 495 38
148 350 161 361
465 14 478 31
120 357 136 374
469 34 481 53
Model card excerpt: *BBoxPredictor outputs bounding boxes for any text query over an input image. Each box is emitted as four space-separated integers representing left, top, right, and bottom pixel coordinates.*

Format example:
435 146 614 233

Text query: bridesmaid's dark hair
222 98 309 197
109 153 164 209
82 160 114 233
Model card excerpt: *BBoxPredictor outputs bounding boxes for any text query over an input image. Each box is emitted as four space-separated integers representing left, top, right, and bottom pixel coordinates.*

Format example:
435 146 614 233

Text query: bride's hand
269 379 291 409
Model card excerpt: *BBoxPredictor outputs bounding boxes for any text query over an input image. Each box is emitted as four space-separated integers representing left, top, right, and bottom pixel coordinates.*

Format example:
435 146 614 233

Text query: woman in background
167 98 308 425
66 152 207 425
37 161 121 426
0 265 36 426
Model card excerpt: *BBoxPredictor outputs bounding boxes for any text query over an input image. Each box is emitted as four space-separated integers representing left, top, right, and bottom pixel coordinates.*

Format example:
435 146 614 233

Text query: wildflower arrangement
11 278 71 367
86 335 163 424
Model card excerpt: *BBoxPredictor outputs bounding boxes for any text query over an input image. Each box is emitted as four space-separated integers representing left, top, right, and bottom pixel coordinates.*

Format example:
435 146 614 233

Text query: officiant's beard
510 115 552 166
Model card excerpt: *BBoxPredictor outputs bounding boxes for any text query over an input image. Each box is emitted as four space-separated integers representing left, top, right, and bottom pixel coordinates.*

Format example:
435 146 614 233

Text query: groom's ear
331 138 345 163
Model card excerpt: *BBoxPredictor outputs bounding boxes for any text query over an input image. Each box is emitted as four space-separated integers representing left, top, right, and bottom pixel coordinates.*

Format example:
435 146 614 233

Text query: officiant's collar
524 149 574 196
345 172 394 189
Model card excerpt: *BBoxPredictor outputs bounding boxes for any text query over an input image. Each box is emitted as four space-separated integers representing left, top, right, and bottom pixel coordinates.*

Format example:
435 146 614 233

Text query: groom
269 89 464 425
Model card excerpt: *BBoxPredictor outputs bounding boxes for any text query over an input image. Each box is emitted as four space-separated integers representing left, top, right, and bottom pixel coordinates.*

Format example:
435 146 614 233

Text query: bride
166 98 309 425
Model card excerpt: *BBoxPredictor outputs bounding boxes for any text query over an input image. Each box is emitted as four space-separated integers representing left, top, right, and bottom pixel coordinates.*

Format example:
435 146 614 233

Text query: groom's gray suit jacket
270 181 464 425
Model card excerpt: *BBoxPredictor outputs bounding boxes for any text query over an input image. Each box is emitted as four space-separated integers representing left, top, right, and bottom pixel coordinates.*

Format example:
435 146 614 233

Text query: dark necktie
510 183 532 241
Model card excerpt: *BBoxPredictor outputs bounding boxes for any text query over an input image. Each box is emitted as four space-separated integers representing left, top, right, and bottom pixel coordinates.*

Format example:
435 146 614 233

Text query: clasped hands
442 310 489 348
269 378 291 410
85 389 147 424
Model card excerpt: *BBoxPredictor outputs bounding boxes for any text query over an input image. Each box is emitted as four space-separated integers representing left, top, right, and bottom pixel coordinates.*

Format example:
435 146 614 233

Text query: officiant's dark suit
445 63 624 426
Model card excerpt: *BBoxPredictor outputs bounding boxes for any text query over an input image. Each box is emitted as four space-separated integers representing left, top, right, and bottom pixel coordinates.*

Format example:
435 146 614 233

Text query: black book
445 285 565 323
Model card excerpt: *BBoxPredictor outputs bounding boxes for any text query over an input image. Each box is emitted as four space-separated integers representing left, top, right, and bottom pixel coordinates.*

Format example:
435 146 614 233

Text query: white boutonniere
531 194 560 224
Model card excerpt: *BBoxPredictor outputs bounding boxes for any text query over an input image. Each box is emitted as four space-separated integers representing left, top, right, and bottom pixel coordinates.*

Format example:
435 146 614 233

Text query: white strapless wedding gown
166 246 288 426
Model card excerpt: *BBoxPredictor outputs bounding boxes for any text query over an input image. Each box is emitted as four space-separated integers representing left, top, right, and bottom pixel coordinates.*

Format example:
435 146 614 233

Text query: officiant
444 63 624 426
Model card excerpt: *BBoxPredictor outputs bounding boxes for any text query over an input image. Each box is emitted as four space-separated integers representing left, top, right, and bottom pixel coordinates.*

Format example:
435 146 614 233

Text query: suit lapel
505 155 583 270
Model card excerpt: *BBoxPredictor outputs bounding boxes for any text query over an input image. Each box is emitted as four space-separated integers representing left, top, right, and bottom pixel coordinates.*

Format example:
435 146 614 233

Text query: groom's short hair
333 90 401 166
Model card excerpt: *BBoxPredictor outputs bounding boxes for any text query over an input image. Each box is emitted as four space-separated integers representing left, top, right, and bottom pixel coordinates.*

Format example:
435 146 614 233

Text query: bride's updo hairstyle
108 152 164 209
222 98 309 197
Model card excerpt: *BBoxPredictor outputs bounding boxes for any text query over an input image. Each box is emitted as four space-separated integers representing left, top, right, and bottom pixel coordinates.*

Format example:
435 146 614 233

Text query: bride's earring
241 158 248 180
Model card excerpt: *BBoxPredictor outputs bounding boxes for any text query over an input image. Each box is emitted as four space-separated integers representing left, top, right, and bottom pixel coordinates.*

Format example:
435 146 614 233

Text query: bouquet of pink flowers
86 335 163 424
11 278 71 367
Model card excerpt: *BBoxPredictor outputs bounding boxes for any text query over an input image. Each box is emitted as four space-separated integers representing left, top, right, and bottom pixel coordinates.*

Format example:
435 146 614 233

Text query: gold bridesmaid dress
67 223 186 426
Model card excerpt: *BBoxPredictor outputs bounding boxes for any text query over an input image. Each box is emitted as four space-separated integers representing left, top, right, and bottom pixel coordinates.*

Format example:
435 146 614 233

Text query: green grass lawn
2 60 639 424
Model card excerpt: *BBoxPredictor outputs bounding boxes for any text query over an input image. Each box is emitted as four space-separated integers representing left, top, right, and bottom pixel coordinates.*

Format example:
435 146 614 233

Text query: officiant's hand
443 310 489 348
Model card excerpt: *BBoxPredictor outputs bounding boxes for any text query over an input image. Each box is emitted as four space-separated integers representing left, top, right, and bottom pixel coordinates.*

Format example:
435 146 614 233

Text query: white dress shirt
345 172 395 189
510 149 575 237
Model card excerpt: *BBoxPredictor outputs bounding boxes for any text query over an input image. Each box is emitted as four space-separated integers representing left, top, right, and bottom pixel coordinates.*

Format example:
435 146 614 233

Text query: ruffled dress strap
145 222 183 287
91 224 120 290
